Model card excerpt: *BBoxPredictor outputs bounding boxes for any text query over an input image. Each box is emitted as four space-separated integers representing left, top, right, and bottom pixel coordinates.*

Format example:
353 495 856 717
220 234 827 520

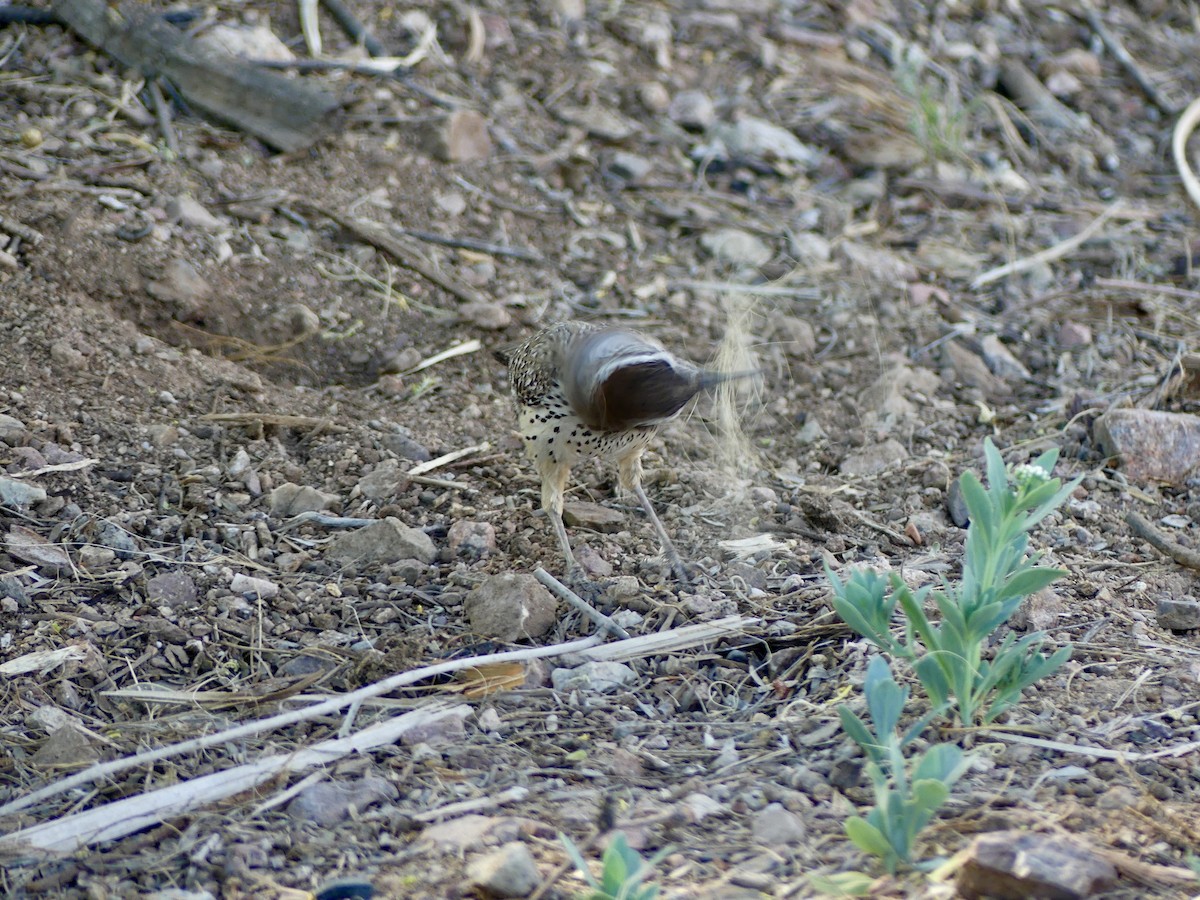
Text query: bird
496 321 746 582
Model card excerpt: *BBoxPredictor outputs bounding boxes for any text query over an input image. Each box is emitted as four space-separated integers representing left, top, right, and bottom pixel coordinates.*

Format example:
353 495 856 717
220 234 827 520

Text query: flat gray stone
327 517 436 565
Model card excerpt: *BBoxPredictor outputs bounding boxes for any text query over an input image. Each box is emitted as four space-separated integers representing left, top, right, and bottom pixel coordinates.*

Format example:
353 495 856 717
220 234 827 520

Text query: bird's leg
619 451 691 584
538 457 579 577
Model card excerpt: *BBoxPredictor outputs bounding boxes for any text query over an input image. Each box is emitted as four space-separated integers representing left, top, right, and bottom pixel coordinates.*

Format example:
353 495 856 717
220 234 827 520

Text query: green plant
829 438 1079 726
893 48 972 164
838 657 968 873
561 832 670 900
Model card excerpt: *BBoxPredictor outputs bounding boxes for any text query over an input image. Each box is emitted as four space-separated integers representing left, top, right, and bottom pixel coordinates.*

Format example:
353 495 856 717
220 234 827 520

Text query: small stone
146 258 212 319
1096 785 1137 810
957 831 1117 900
230 573 280 598
638 81 671 114
668 90 715 131
78 545 116 571
839 438 907 476
465 573 557 641
1058 321 1093 348
430 109 492 162
700 228 773 267
357 460 411 501
327 518 436 566
788 232 831 266
199 23 295 61
31 725 100 769
750 803 807 846
551 660 636 693
460 302 512 330
168 196 223 230
978 334 1032 381
713 116 821 168
269 483 340 516
1156 597 1200 631
467 842 541 898
607 151 653 183
0 475 46 509
50 340 86 369
447 520 497 559
146 571 198 609
575 545 612 577
944 341 1011 399
380 431 432 462
287 776 398 827
1094 409 1200 484
562 501 627 532
0 413 28 444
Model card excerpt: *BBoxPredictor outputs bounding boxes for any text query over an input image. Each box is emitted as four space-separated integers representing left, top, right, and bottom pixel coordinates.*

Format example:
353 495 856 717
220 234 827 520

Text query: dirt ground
2 1 1200 897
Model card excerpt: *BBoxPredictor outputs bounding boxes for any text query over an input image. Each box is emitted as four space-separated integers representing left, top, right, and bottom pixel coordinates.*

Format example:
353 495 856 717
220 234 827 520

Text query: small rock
381 431 433 462
605 576 641 602
465 574 557 641
147 571 198 609
638 81 671 114
436 191 467 216
796 418 826 444
1096 785 1137 810
1058 321 1092 348
460 302 512 330
168 196 223 230
668 90 715 130
957 830 1117 900
944 341 1011 399
713 116 821 168
1012 588 1064 631
550 660 635 693
430 109 492 162
288 776 398 827
700 228 772 267
1094 409 1200 483
327 518 436 566
146 258 212 319
839 438 907 476
788 232 831 266
554 104 639 142
78 545 116 571
230 573 280 598
978 334 1032 381
0 413 28 444
0 475 46 509
608 151 653 183
31 725 100 769
750 802 807 846
1156 597 1200 631
199 23 294 61
946 479 970 527
766 315 817 356
357 460 411 501
269 483 340 517
95 520 138 556
839 239 917 281
467 842 541 898
447 520 497 559
6 524 70 573
562 501 626 532
50 340 87 369
575 545 612 577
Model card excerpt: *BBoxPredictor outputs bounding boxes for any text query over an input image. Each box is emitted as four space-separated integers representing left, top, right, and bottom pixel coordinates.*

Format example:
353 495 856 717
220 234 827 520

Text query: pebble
1094 409 1200 484
638 81 671 114
750 803 807 846
550 660 635 693
287 776 398 827
979 334 1032 381
466 842 541 898
699 228 772 267
465 573 557 640
711 116 821 169
957 830 1117 900
447 520 497 559
1156 597 1200 631
429 109 493 162
230 573 280 598
168 196 223 230
607 151 653 183
145 258 212 319
0 475 46 509
327 518 437 566
357 460 411 501
668 90 715 131
78 545 116 571
460 301 512 330
838 438 907 476
146 571 198 609
269 483 340 516
562 501 626 532
0 413 28 444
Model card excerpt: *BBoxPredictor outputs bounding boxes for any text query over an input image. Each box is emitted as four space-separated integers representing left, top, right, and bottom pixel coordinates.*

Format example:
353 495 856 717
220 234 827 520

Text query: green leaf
845 815 896 861
864 656 906 737
561 833 601 889
838 706 886 765
807 870 877 896
958 471 995 539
